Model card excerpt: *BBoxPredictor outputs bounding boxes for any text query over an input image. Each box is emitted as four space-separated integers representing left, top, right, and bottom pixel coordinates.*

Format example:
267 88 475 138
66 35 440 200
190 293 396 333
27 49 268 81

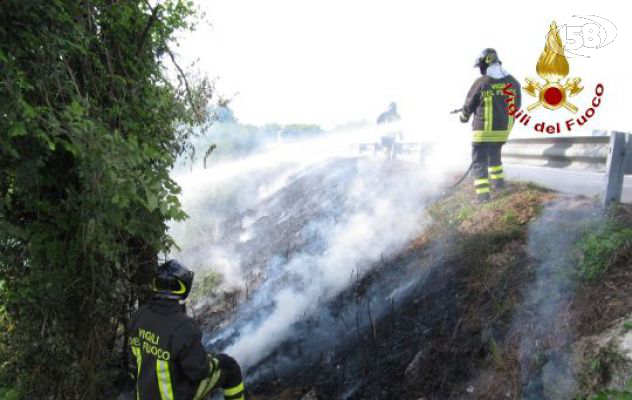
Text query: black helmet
474 48 501 74
152 259 194 300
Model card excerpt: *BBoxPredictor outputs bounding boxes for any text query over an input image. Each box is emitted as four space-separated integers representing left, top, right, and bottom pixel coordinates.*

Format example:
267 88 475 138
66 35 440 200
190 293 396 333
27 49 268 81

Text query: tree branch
142 0 206 125
165 46 205 124
137 3 161 56
203 144 217 169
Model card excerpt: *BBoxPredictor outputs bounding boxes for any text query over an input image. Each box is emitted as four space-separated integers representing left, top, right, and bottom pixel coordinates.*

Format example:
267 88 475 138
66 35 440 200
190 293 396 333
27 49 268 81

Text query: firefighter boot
474 178 491 203
488 165 506 192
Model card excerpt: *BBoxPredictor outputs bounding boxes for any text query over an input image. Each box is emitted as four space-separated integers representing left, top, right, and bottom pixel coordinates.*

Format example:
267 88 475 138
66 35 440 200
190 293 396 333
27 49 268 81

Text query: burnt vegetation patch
248 182 557 399
207 180 632 400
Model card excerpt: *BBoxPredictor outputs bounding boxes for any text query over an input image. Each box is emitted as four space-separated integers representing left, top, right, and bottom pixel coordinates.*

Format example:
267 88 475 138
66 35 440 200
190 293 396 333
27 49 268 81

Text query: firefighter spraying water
455 48 522 202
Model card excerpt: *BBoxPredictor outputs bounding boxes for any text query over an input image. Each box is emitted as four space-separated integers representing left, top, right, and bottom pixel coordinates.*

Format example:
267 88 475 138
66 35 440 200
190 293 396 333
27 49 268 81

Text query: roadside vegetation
576 219 632 281
0 1 212 397
571 205 632 400
412 183 632 399
577 341 632 400
182 105 324 167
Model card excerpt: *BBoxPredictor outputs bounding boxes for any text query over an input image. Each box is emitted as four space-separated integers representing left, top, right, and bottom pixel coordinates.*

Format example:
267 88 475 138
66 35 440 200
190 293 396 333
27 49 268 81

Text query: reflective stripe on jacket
130 299 211 400
462 74 521 143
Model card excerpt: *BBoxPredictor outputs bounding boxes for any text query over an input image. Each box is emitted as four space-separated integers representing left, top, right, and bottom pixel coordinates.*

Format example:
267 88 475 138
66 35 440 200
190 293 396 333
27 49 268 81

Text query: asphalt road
504 164 632 203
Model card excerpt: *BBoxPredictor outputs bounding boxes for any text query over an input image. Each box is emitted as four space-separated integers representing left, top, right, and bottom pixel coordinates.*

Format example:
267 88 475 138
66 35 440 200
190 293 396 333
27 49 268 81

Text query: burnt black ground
192 156 629 400
193 158 543 400
246 232 532 400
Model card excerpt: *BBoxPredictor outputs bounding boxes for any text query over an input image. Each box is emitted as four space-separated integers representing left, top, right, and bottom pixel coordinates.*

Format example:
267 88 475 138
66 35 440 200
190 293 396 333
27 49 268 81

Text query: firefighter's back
470 74 521 143
130 299 205 400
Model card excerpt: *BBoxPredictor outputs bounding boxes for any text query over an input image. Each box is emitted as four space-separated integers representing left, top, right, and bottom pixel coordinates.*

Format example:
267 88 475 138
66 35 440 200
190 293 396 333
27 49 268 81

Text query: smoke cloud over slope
213 159 432 369
168 126 467 371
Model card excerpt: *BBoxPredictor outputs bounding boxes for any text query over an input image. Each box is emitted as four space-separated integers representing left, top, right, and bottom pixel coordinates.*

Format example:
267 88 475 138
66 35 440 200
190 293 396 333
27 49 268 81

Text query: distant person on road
129 260 246 400
459 48 521 202
377 102 403 160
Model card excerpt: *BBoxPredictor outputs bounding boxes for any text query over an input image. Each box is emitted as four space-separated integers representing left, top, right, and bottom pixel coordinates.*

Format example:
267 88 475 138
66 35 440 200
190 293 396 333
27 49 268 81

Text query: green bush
590 379 632 400
591 389 632 400
0 1 213 397
0 387 19 400
576 222 632 281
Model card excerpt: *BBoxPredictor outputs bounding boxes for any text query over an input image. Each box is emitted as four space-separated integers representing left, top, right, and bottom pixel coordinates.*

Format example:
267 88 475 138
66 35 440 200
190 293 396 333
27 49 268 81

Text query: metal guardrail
603 132 632 207
359 142 423 153
503 136 610 171
359 142 429 163
505 132 632 207
359 131 632 207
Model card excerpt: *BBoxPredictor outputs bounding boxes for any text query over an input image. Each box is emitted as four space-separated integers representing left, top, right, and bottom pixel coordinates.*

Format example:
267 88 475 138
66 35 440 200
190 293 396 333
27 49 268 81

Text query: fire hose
449 107 473 188
450 162 473 188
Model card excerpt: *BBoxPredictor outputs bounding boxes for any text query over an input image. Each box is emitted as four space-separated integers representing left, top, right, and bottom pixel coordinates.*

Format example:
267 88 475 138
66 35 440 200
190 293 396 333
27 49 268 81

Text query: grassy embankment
416 180 632 399
198 180 632 399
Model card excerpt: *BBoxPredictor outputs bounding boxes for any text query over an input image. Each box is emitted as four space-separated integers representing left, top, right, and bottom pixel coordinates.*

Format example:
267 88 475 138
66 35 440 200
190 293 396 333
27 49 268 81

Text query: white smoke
169 121 470 369
514 197 603 399
168 128 365 285
223 163 431 368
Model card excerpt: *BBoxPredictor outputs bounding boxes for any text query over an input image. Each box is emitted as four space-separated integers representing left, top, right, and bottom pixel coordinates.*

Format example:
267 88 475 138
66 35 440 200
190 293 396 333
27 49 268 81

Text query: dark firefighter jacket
462 74 522 143
129 298 210 400
377 109 400 125
377 109 402 139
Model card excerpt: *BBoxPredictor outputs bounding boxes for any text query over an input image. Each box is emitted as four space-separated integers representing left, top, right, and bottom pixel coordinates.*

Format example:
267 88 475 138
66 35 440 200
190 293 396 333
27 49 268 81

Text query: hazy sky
175 1 629 137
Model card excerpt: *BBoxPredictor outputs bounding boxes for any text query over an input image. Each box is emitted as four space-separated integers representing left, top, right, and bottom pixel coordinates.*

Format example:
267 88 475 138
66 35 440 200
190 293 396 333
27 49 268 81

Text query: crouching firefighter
129 260 245 400
459 48 521 202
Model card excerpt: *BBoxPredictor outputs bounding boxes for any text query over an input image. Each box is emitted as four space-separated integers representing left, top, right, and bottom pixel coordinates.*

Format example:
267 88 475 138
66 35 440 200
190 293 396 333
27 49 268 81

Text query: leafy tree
280 123 323 140
185 120 325 166
215 105 237 123
0 0 213 397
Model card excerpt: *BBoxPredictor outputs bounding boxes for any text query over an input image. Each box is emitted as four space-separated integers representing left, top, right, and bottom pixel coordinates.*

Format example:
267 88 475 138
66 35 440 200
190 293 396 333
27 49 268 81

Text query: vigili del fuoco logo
505 21 605 134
